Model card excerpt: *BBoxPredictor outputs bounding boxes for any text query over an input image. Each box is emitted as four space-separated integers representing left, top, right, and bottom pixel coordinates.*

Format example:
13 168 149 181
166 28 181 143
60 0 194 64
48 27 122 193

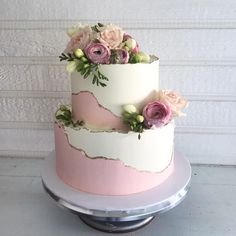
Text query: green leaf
80 68 86 75
56 114 66 120
91 25 99 32
77 120 84 126
99 82 107 87
59 105 68 111
97 70 102 76
83 70 91 78
63 110 71 119
98 70 109 81
92 75 97 84
64 121 71 126
91 64 98 69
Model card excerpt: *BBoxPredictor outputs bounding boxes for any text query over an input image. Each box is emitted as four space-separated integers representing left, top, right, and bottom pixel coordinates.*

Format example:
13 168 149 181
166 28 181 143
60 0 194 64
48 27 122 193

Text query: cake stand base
79 214 155 233
42 151 191 233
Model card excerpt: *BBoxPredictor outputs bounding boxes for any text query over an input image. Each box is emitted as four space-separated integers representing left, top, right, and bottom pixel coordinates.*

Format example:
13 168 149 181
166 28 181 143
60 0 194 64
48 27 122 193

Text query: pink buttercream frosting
72 91 128 131
54 123 174 195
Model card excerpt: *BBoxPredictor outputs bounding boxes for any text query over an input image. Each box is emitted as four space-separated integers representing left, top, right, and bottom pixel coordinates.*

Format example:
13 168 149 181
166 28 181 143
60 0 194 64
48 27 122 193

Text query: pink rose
111 49 129 64
158 90 188 117
84 43 111 64
98 24 124 49
142 101 172 128
65 26 93 53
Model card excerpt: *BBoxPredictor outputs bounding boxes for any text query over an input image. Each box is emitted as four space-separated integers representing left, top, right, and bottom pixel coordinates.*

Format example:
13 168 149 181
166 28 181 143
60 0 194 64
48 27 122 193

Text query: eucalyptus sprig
78 63 109 87
59 50 109 87
55 105 84 127
122 105 145 140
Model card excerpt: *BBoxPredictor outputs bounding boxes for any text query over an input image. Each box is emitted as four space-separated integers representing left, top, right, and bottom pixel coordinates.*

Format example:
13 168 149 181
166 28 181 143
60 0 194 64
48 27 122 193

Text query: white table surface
0 157 235 236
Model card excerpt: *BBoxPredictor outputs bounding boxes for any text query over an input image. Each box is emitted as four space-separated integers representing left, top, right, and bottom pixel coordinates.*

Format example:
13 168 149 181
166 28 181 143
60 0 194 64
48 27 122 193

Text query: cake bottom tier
54 123 174 196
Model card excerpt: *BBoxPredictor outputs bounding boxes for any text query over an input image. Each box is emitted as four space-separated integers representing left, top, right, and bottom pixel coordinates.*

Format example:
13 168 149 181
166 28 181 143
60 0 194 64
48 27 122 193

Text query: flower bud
123 46 130 52
139 52 150 63
123 104 137 114
120 42 126 48
125 38 137 50
74 48 84 58
136 115 144 123
131 53 142 63
123 111 131 118
83 63 90 69
131 52 150 63
80 56 88 62
66 61 77 73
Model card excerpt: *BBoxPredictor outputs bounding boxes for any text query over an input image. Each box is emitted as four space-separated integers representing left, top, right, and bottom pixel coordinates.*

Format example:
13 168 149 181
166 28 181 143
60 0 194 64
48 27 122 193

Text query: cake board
41 151 191 233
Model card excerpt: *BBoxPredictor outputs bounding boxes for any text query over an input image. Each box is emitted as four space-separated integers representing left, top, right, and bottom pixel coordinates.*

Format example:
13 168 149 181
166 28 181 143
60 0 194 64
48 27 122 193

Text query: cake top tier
59 22 158 87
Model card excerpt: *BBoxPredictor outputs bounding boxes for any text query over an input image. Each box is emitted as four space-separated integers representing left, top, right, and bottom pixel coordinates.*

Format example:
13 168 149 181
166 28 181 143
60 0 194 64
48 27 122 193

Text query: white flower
66 61 77 73
67 23 84 37
123 104 137 114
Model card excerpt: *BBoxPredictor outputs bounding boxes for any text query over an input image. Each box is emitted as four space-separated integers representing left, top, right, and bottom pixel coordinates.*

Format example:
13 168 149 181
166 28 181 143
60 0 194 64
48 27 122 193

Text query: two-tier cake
54 23 187 195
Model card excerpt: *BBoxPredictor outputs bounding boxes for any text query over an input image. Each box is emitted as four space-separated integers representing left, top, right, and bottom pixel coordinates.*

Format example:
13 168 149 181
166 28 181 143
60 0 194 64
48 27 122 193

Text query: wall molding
0 150 47 158
0 121 235 135
1 56 236 67
0 122 53 130
0 90 70 99
1 90 235 102
1 19 236 29
0 149 235 165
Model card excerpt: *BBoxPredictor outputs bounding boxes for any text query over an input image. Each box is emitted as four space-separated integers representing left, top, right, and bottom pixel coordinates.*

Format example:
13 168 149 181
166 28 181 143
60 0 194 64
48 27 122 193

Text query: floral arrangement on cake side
122 90 188 139
59 23 155 87
55 89 188 140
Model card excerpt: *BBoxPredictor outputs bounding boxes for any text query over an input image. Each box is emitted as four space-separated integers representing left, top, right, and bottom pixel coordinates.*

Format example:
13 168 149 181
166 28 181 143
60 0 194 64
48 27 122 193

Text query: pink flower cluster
142 90 188 128
64 23 148 65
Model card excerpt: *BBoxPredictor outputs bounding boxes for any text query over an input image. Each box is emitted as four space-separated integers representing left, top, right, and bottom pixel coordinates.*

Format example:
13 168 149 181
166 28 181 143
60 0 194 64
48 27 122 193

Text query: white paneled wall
0 0 236 164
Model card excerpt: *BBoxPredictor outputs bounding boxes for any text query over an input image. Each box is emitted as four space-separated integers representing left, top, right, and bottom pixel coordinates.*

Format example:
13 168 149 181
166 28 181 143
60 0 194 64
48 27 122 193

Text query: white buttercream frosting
64 122 174 173
71 60 159 116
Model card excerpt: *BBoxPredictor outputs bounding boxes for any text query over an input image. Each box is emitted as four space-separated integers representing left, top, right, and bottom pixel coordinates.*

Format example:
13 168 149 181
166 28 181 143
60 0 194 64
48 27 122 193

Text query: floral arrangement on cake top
59 23 155 87
122 90 188 139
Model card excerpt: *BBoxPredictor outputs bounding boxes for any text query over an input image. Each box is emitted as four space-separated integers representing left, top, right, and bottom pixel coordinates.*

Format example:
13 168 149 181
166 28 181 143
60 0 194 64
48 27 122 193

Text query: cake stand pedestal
41 151 191 233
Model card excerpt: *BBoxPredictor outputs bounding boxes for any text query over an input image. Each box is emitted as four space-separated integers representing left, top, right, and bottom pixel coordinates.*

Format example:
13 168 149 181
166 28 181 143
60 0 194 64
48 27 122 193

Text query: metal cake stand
41 151 191 233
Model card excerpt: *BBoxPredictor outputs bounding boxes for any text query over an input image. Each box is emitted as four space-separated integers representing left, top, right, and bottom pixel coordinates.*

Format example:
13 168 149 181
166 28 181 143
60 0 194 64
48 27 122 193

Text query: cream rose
67 23 84 37
98 24 124 49
158 90 188 117
65 26 94 53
